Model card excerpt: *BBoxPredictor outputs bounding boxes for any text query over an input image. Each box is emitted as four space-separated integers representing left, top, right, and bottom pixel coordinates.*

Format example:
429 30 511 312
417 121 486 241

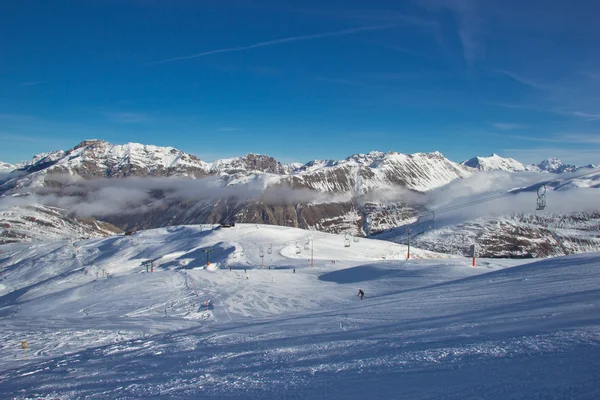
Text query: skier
293 268 296 274
357 289 365 300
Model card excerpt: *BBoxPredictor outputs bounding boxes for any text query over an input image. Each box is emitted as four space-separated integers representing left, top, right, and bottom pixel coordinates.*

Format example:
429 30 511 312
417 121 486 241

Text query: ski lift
344 233 351 248
295 242 301 254
267 244 272 255
536 184 547 211
304 239 310 251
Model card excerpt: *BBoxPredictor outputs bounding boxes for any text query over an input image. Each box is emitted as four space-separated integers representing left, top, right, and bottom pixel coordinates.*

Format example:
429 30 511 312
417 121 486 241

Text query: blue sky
1 0 599 165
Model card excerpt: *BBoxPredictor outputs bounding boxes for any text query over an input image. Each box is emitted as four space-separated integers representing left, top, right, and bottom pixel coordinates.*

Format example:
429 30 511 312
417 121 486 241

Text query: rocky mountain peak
73 139 108 150
240 153 285 174
536 157 576 173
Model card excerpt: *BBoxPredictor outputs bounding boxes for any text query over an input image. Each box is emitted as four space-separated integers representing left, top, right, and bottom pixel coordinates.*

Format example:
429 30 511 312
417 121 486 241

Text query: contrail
148 25 397 65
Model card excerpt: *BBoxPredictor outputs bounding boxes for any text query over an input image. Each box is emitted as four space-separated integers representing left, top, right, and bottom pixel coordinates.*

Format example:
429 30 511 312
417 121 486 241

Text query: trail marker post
407 229 411 259
21 341 28 360
472 243 477 267
202 248 214 266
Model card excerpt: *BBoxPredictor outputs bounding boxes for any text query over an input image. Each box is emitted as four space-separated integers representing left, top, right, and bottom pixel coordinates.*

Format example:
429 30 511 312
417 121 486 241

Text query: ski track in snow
0 224 599 399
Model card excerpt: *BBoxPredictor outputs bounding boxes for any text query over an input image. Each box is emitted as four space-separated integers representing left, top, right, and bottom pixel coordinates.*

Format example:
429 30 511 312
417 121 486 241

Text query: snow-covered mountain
0 161 15 171
1 140 599 256
462 153 528 172
7 139 210 184
461 154 595 174
291 151 473 193
533 157 580 173
3 140 473 193
0 141 474 241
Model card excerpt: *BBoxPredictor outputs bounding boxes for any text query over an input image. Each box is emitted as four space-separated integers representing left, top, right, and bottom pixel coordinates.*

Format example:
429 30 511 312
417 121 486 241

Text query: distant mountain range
461 153 594 173
1 140 599 258
1 139 474 193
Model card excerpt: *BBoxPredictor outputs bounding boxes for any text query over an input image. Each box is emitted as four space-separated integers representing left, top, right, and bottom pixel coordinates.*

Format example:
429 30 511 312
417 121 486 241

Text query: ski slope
0 224 599 399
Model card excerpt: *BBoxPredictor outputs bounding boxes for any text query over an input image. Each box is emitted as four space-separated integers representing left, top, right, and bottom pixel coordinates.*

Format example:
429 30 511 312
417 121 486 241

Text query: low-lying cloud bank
1 170 598 223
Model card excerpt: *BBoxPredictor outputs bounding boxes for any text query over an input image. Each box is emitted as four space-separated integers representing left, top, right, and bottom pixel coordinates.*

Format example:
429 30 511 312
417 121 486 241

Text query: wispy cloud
416 0 484 63
562 133 600 144
491 122 525 130
217 127 243 132
495 70 548 90
148 25 399 65
567 111 600 121
491 102 600 122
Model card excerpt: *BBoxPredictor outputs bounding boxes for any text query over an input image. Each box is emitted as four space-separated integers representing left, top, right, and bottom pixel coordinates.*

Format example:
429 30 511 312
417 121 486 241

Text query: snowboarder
293 268 296 274
357 289 365 300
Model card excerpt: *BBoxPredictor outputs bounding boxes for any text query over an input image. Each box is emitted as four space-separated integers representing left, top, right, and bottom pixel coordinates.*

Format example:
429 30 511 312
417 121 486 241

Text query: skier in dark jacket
357 289 365 300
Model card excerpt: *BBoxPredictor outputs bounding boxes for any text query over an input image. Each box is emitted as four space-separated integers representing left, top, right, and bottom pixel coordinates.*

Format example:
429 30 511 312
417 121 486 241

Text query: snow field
0 224 599 399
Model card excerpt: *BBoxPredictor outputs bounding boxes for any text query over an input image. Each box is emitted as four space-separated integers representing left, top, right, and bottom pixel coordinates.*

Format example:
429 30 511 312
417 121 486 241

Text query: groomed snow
0 224 599 399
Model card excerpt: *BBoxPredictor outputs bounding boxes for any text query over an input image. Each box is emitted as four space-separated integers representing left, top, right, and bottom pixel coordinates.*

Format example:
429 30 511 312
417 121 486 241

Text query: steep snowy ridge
462 153 527 172
378 151 473 192
291 151 473 193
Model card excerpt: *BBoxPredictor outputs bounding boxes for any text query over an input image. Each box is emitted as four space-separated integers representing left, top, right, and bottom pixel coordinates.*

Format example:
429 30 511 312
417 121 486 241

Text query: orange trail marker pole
21 341 28 360
407 229 411 259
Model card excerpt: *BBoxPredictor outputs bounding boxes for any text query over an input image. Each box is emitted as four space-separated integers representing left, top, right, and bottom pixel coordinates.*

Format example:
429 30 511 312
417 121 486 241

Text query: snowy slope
462 153 527 172
0 204 121 243
375 168 600 257
379 212 600 258
0 225 599 399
